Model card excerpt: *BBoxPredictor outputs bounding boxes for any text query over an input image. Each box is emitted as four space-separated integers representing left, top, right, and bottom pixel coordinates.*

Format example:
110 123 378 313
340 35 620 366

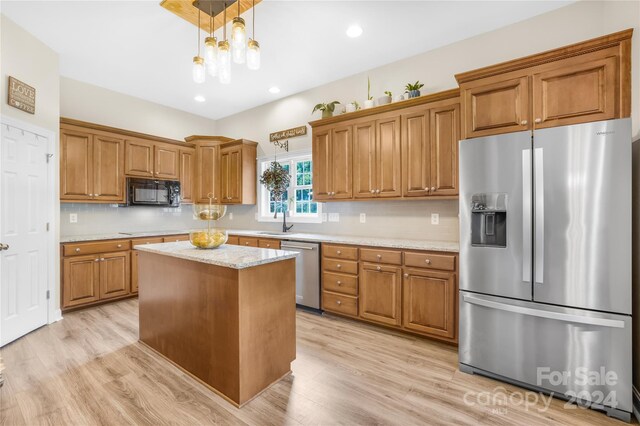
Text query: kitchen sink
256 231 297 236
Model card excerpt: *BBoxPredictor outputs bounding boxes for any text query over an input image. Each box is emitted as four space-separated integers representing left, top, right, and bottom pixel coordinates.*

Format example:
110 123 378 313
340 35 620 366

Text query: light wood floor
0 299 634 425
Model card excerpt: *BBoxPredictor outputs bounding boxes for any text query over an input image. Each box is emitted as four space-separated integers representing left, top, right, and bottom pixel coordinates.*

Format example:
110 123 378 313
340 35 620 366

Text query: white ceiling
1 0 573 120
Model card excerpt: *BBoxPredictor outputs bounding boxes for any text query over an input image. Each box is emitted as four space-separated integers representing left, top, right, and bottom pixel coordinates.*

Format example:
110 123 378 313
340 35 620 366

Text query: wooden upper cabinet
430 103 460 196
353 120 377 198
154 144 179 180
92 135 125 202
179 148 195 204
376 116 401 198
312 125 353 201
197 144 220 203
401 109 430 197
60 129 93 200
311 128 331 201
125 139 154 177
359 263 402 326
220 145 242 204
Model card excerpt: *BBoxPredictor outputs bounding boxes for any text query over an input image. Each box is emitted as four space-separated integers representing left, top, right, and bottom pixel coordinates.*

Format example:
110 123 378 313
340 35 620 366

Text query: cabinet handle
75 248 81 253
431 187 435 192
337 281 342 285
245 242 250 245
521 120 528 126
404 273 409 278
370 190 375 194
425 259 431 264
336 264 342 269
376 189 380 194
337 250 342 255
336 300 342 305
534 118 542 124
266 244 270 247
376 266 381 271
376 254 382 259
95 258 99 262
100 258 105 261
117 244 122 248
424 187 429 191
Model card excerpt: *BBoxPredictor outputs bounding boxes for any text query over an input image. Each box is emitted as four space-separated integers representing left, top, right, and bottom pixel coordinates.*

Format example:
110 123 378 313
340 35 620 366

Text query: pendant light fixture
246 0 260 70
192 7 205 84
218 2 231 84
231 0 246 64
204 2 218 77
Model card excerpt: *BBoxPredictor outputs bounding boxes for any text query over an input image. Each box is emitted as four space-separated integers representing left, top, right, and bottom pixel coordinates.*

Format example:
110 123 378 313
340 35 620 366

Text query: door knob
0 243 9 251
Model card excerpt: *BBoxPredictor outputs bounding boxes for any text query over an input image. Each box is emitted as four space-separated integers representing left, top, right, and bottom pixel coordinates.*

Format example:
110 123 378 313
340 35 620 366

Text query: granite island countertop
134 241 298 270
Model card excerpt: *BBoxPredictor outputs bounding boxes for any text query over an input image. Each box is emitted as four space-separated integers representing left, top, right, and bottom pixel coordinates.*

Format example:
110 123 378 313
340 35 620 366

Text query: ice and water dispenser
470 193 507 248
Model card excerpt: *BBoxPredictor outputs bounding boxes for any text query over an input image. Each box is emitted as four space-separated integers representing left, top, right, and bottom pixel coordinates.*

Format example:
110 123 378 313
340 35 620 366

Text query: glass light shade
231 17 246 64
247 39 260 70
204 36 218 77
218 40 231 84
192 56 205 84
192 203 227 221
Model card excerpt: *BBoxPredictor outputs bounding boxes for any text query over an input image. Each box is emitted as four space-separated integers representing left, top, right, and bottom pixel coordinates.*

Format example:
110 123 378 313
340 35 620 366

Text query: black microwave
127 178 181 207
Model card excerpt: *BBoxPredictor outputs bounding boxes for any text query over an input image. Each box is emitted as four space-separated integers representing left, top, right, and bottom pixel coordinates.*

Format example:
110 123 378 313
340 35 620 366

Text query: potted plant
345 100 360 113
312 101 340 118
364 77 375 109
259 161 291 219
405 81 424 98
378 90 392 105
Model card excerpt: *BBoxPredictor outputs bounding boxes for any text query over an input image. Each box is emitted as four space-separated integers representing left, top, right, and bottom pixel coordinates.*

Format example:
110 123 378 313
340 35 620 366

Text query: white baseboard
633 386 640 422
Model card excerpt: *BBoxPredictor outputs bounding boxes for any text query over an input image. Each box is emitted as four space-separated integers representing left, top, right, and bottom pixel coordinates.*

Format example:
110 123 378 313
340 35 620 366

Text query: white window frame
257 153 323 224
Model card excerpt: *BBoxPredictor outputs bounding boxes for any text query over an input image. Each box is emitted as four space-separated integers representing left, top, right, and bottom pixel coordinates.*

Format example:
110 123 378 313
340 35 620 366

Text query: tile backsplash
60 199 460 242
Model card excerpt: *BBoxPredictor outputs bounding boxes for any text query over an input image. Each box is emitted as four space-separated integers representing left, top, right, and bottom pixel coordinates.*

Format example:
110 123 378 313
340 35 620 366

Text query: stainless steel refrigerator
459 118 632 422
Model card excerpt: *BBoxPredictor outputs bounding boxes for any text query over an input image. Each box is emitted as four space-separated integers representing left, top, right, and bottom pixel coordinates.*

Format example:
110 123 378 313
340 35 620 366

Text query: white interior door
1 122 50 346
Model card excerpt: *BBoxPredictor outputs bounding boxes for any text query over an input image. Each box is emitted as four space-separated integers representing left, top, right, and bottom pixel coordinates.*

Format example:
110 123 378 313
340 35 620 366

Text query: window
259 154 322 223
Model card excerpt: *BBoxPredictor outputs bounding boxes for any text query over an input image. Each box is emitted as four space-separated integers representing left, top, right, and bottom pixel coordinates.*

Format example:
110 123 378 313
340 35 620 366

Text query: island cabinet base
138 252 296 407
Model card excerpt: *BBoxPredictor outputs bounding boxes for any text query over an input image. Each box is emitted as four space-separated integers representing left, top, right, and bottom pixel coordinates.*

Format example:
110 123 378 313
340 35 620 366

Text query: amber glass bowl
189 229 228 249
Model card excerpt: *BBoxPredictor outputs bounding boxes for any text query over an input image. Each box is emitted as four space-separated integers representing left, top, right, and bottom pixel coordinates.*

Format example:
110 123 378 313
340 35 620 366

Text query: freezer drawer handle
281 244 316 251
463 294 625 329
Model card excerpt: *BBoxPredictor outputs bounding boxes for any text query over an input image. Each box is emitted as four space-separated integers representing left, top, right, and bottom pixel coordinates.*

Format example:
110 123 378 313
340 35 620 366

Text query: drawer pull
245 242 250 246
94 258 99 262
404 273 409 278
266 244 271 247
337 250 342 255
75 248 81 253
336 264 342 269
100 258 105 261
337 281 342 285
336 300 342 305
117 244 122 248
376 254 382 259
425 259 431 264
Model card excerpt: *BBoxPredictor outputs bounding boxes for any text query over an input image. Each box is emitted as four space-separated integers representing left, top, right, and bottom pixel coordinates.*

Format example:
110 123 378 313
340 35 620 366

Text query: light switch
329 213 339 222
69 213 78 223
360 213 366 223
229 212 234 220
431 213 439 225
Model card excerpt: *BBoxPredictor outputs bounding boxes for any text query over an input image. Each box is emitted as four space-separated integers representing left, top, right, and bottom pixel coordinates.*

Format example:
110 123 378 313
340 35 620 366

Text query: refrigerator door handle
462 294 625 328
522 149 532 282
534 147 544 284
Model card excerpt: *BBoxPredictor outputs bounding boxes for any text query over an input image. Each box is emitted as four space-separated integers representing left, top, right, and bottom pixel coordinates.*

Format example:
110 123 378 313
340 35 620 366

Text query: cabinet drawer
404 252 456 271
131 237 164 247
360 248 402 265
258 238 281 249
63 239 131 257
323 258 358 275
239 237 259 247
323 272 358 296
163 235 189 242
322 244 358 260
227 235 239 245
322 291 357 316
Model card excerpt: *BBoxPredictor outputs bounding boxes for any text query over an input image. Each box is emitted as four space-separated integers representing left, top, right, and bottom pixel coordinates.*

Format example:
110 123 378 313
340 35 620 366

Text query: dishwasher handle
281 244 316 251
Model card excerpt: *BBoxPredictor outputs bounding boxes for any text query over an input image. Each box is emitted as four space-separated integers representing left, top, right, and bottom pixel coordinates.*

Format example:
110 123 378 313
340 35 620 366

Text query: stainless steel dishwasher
280 241 320 311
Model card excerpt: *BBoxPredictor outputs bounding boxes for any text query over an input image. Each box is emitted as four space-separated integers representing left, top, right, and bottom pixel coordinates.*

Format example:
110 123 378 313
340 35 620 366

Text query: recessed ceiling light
346 25 363 38
269 86 281 94
194 95 206 102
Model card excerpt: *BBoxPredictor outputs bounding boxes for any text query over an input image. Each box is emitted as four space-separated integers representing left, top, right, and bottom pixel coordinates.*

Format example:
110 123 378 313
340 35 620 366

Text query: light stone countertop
61 229 459 252
134 241 298 270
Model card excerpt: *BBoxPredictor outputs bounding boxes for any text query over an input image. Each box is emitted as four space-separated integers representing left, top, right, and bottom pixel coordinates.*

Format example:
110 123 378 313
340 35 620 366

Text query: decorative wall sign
8 77 35 115
269 125 307 142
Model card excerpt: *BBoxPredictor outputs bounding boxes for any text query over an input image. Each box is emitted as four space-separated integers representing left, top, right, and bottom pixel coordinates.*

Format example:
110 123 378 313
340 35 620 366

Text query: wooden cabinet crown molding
454 28 633 84
309 89 460 128
60 117 195 149
184 135 235 144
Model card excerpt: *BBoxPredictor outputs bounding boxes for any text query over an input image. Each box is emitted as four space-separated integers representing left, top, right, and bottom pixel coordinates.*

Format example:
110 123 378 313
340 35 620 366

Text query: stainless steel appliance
459 118 632 422
281 241 320 310
127 178 180 207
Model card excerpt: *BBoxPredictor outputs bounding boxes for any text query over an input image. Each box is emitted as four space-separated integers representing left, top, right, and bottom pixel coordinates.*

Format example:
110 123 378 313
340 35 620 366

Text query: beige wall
60 77 216 141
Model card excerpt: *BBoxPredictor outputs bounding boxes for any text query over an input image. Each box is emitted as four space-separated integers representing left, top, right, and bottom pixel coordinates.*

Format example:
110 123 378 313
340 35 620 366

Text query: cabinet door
62 254 100 308
60 129 93 200
125 140 154 177
179 149 195 204
402 268 456 339
99 251 130 300
93 135 125 202
532 55 617 129
463 75 530 139
329 125 353 199
359 263 402 326
312 128 332 201
154 144 179 180
353 120 377 198
430 103 460 196
376 116 401 198
197 145 220 203
131 250 139 294
220 146 243 204
402 110 430 197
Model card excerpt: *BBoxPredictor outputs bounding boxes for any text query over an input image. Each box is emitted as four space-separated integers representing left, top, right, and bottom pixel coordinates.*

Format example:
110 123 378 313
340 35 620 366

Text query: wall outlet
360 213 366 223
254 212 259 220
69 213 77 224
229 212 234 220
321 213 328 222
328 213 340 222
431 213 440 225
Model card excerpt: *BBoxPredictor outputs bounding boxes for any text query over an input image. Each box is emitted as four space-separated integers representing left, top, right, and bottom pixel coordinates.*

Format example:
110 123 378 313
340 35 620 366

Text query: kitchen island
135 241 298 407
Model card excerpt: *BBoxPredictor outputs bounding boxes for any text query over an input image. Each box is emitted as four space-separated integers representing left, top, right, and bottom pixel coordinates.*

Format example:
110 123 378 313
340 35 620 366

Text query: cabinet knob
336 264 342 269
425 259 431 264
376 266 381 271
75 248 81 253
95 258 99 262
376 254 382 259
376 189 380 194
404 273 409 278
245 242 250 245
521 120 528 126
370 190 375 194
337 281 342 285
100 258 105 261
266 244 270 247
424 187 429 191
117 244 122 248
431 187 435 192
337 250 342 255
336 300 342 305
534 118 542 124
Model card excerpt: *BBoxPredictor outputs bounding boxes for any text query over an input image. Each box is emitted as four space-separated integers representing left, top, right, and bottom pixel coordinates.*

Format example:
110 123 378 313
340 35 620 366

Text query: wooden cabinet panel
125 140 154 177
311 128 331 200
99 251 130 300
63 254 100 308
323 258 358 275
220 145 242 204
131 250 139 294
430 103 460 196
353 120 377 198
532 55 617 129
197 145 220 203
404 251 456 271
93 135 125 202
360 248 402 265
463 76 530 138
402 268 456 339
63 239 130 257
162 235 190 242
227 235 239 245
359 263 402 326
179 149 195 204
376 116 401 198
330 125 353 200
60 129 93 200
131 237 164 247
323 272 357 296
154 144 179 180
258 238 280 249
322 244 358 260
401 110 430 197
322 291 357 317
238 237 259 247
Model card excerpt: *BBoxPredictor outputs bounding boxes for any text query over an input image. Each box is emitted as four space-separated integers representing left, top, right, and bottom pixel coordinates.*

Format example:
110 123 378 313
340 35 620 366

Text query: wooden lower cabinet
63 254 101 308
131 250 139 294
359 263 402 326
99 251 130 299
